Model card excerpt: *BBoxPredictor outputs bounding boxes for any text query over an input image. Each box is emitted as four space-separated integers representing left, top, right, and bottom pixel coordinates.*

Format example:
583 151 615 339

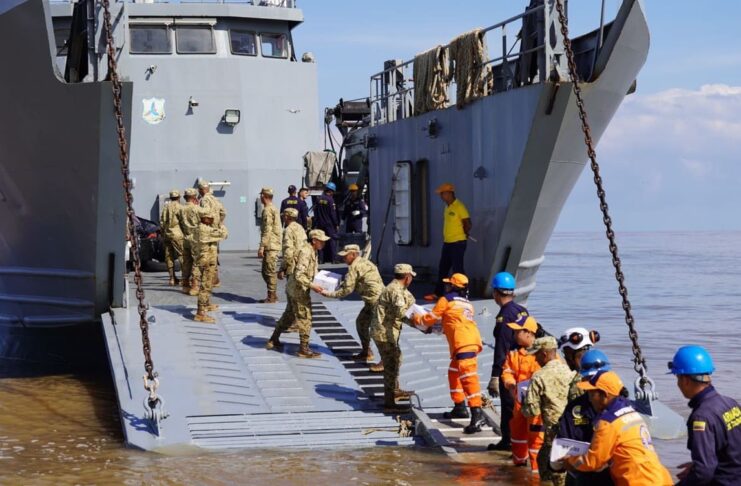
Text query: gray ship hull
364 0 649 300
0 0 131 369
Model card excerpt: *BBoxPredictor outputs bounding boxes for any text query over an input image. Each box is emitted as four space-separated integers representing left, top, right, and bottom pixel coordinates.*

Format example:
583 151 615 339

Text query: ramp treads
187 410 410 449
412 406 502 455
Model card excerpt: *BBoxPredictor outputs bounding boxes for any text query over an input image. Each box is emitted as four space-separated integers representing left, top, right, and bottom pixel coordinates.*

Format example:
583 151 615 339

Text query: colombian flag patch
693 421 706 432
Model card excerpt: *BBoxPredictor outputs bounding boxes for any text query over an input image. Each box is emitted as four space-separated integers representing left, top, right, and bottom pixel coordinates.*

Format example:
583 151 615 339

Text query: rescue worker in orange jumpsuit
412 273 487 434
559 370 673 486
502 315 544 473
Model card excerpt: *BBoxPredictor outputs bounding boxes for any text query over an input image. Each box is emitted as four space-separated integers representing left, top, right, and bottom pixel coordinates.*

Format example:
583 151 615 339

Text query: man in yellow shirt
425 183 472 301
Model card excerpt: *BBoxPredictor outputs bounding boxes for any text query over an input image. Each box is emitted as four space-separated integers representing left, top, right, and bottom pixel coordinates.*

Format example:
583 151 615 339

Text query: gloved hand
487 377 499 397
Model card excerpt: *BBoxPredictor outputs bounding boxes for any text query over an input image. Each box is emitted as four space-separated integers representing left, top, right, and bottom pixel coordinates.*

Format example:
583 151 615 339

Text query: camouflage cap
337 244 361 256
260 187 274 196
283 207 298 218
184 188 198 197
394 263 417 277
169 189 180 198
198 180 210 189
527 336 559 355
308 229 330 242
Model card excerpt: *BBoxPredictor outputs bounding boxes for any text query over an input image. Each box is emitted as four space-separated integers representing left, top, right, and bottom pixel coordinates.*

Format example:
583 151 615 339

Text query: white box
404 303 427 319
313 270 342 292
550 437 591 463
517 379 531 403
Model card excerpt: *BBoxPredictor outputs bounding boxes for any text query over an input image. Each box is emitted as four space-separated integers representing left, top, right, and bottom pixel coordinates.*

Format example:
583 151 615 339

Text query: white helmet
558 327 600 351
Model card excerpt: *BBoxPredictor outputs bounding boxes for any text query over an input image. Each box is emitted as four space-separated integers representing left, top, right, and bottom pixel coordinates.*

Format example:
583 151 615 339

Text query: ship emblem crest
142 97 166 125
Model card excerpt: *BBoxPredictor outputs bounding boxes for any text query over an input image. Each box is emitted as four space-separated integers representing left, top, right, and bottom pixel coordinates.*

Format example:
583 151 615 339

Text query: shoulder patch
693 420 706 432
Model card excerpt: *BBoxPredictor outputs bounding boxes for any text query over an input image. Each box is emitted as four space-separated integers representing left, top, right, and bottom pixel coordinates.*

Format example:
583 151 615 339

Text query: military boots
188 282 200 296
260 291 278 304
443 402 470 419
265 330 283 351
296 336 320 358
194 307 215 324
463 407 487 434
352 349 374 363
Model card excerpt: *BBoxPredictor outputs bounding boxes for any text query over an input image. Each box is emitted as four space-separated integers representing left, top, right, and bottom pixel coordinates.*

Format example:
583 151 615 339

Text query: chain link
554 1 649 387
101 0 157 382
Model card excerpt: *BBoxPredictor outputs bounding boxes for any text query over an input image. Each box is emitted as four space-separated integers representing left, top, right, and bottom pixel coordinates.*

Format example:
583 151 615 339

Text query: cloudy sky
292 0 741 231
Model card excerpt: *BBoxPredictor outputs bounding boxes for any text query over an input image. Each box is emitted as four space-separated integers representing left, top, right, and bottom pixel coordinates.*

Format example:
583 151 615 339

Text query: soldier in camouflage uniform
193 209 228 324
522 336 577 486
277 208 307 280
320 244 384 363
258 187 282 303
177 188 201 294
370 263 416 413
159 190 184 286
266 229 330 358
198 180 226 288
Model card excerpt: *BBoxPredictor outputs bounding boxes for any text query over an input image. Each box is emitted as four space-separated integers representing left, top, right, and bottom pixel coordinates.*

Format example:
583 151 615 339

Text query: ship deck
102 251 500 453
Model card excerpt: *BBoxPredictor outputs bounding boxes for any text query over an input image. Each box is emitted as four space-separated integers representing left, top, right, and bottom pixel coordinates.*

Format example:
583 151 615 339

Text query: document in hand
549 437 591 463
517 380 531 403
313 270 342 292
404 303 427 319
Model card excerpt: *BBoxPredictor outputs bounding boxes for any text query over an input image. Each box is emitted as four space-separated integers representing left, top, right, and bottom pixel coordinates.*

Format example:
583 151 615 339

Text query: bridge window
176 25 216 54
260 33 289 58
130 24 172 54
230 31 257 56
53 18 72 57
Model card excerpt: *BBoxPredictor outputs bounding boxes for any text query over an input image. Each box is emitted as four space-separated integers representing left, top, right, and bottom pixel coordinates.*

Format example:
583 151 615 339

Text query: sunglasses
558 330 601 347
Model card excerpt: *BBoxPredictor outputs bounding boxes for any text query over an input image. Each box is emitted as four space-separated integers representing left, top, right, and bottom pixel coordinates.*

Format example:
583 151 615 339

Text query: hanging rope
554 1 654 397
448 29 489 109
101 0 166 413
413 45 450 115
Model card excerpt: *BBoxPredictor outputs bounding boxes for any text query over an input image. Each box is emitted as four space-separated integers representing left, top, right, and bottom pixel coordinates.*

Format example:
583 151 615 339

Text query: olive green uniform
325 257 384 352
259 203 282 293
160 200 184 276
275 242 317 340
522 359 576 486
370 279 414 406
280 221 307 276
177 202 202 288
194 219 228 310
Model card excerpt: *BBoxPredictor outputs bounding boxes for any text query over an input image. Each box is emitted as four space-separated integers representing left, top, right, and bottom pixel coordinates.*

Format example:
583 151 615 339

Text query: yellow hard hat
348 183 359 191
435 182 456 194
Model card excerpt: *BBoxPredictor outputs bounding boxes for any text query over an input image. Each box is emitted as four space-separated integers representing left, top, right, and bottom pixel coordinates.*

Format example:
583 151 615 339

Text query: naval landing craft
0 0 659 453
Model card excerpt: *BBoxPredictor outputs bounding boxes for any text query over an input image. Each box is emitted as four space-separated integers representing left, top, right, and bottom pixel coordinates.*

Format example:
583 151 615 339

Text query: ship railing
50 0 297 7
369 2 569 127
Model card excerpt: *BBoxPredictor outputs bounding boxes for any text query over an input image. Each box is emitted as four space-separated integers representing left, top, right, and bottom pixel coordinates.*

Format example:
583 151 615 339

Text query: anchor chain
554 1 654 398
101 1 163 405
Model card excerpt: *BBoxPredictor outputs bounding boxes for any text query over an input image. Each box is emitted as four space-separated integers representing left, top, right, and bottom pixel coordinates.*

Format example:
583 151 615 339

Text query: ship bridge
50 0 319 253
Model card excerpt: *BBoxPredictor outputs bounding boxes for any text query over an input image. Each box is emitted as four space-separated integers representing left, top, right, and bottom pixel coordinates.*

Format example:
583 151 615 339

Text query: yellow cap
577 370 624 396
435 182 456 194
442 273 468 288
348 183 359 191
507 315 538 333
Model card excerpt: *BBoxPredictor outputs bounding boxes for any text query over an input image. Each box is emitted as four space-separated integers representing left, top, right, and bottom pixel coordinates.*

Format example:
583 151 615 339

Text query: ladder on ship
411 397 503 457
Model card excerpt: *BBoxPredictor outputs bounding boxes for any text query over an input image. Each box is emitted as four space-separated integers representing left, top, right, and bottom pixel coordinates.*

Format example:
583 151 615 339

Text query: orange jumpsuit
501 348 543 471
566 397 673 486
419 294 483 408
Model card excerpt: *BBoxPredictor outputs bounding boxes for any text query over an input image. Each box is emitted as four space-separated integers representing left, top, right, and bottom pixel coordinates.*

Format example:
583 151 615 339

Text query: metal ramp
101 262 502 453
411 401 503 457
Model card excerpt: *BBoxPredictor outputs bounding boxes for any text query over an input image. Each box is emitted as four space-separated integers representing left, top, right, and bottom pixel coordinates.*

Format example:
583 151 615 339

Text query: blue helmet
579 349 612 377
491 272 515 291
667 345 715 375
325 182 337 191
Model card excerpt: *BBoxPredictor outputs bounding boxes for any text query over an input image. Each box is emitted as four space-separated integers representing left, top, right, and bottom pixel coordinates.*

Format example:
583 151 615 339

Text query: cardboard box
313 270 342 292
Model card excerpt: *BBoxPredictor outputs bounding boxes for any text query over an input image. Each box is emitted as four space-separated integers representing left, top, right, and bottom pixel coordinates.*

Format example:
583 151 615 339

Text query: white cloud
560 84 741 230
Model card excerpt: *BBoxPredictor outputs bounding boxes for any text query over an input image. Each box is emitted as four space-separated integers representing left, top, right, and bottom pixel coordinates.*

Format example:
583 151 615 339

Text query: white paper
404 303 427 319
517 379 530 403
549 437 591 463
313 270 342 292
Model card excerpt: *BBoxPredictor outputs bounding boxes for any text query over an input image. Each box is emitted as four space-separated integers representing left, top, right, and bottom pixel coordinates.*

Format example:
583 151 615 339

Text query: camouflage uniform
370 277 415 406
325 254 384 354
194 213 228 315
199 190 226 285
275 241 317 339
159 197 183 281
259 199 282 296
280 218 307 276
522 355 576 486
177 192 202 291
